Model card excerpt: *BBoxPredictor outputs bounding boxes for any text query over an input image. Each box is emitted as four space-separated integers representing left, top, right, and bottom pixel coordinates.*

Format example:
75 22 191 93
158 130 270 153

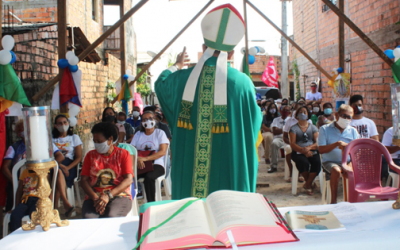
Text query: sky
104 0 293 67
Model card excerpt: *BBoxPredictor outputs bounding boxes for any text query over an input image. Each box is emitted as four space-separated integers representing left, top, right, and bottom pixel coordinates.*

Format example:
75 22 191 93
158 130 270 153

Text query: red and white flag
262 56 279 88
134 93 144 114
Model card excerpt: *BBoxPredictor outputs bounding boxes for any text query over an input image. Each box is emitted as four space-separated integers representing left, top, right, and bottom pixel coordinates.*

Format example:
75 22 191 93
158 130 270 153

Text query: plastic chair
386 172 399 188
341 138 400 203
291 160 324 195
126 144 138 217
65 163 83 217
138 145 171 203
3 159 59 237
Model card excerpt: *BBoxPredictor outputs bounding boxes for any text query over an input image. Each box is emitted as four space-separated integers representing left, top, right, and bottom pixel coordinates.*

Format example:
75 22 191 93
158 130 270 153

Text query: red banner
261 56 279 88
134 93 144 114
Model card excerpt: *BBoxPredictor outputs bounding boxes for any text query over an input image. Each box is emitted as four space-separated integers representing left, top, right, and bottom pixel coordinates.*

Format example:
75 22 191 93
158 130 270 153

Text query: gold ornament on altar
21 106 69 231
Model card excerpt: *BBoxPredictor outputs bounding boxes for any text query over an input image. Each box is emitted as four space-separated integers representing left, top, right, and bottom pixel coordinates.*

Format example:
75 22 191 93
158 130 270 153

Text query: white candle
29 116 50 161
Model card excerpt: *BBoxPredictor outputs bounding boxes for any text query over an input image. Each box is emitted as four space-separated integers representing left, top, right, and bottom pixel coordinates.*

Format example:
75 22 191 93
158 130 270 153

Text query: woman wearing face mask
52 114 83 214
317 102 335 128
261 103 280 164
310 102 322 125
80 122 134 218
130 111 169 202
102 107 125 144
289 107 321 195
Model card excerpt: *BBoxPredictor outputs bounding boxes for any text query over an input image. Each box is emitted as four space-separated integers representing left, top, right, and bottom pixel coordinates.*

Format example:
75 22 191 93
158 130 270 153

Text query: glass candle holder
391 84 400 146
22 106 54 163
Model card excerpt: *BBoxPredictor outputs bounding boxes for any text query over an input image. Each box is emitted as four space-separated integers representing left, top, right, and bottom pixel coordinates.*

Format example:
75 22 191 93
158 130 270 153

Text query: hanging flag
262 56 279 88
0 64 31 112
241 54 251 79
52 69 82 110
134 92 144 114
118 79 133 114
392 59 400 83
59 67 82 107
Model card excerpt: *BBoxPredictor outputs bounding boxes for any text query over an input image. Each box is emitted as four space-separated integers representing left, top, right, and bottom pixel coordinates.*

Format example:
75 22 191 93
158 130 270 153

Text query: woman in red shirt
80 122 134 218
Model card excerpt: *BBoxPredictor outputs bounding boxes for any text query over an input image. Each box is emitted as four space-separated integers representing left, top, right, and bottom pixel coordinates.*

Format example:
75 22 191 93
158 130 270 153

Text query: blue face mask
297 113 308 121
324 108 333 115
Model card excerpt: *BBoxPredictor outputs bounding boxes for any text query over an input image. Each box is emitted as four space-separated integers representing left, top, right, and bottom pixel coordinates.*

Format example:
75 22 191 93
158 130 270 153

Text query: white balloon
65 51 75 60
68 116 77 127
67 55 79 66
249 47 258 56
68 103 80 117
394 48 400 58
2 35 15 51
126 69 132 75
128 75 135 82
0 50 12 65
257 46 266 54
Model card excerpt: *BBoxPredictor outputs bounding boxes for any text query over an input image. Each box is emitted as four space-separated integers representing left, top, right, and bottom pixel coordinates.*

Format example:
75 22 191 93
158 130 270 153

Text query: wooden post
0 1 2 50
32 0 149 102
58 0 68 113
243 0 250 67
120 0 126 92
247 0 333 80
338 0 345 69
321 0 393 67
111 0 215 104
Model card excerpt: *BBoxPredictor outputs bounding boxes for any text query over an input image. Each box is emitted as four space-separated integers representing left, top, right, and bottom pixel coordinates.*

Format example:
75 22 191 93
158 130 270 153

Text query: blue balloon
249 55 256 65
255 46 260 53
337 67 344 73
123 74 129 80
57 59 69 69
385 49 395 59
69 65 79 72
10 51 16 64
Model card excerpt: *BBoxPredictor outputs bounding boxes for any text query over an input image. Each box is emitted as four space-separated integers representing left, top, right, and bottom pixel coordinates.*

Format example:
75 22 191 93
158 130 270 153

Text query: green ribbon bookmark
133 198 202 250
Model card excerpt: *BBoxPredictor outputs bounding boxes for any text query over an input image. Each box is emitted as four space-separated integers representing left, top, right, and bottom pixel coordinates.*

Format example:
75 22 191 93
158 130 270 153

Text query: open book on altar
138 190 298 250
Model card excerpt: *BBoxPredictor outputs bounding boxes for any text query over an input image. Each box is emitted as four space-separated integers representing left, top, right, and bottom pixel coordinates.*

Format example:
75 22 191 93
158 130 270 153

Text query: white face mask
94 140 110 154
57 124 69 133
142 120 156 129
313 107 320 113
337 117 351 129
117 120 125 125
132 111 140 118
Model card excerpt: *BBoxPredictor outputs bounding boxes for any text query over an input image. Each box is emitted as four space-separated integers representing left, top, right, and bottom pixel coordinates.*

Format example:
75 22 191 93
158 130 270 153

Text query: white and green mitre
178 4 245 133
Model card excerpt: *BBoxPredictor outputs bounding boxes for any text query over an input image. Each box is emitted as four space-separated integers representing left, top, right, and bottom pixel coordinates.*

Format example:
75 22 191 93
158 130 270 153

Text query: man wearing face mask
102 107 125 144
318 104 360 204
349 95 379 141
126 106 142 130
268 105 291 173
306 81 322 105
117 112 134 143
317 102 335 128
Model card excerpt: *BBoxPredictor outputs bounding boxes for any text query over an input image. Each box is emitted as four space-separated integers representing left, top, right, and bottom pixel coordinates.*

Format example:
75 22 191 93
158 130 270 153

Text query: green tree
137 68 148 84
136 82 151 99
292 59 301 101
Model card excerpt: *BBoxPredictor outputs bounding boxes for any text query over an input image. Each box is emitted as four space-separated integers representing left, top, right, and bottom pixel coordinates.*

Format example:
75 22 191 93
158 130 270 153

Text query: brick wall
4 0 57 23
290 0 400 137
8 25 122 154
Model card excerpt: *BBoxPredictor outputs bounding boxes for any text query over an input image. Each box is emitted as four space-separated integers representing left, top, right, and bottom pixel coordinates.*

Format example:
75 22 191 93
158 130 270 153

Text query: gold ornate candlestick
21 106 69 231
393 193 400 210
22 161 69 231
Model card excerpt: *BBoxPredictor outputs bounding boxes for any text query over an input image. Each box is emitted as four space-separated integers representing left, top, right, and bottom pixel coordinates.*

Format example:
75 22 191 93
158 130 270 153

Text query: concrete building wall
290 0 400 136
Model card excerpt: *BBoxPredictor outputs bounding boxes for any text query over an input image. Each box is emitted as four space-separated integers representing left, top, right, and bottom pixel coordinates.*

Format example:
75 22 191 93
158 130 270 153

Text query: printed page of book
143 198 215 248
285 210 345 232
206 190 278 234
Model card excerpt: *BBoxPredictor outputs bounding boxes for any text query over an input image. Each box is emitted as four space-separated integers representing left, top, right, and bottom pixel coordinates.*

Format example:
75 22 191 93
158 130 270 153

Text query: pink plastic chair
341 138 400 202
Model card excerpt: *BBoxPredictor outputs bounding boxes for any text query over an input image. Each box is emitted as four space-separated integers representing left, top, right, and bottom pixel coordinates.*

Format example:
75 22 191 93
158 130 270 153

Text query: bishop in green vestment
155 4 262 199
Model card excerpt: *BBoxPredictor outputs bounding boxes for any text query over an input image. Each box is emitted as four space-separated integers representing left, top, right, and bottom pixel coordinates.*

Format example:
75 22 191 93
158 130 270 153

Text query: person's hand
95 193 109 215
305 151 313 158
302 147 311 154
59 164 70 177
337 141 348 149
138 158 146 170
174 47 190 70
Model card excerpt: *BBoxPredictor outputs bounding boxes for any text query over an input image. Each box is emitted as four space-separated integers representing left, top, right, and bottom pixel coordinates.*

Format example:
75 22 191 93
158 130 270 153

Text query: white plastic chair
3 159 58 237
321 170 347 204
126 144 138 217
291 160 324 195
65 164 83 217
386 172 399 188
138 145 171 203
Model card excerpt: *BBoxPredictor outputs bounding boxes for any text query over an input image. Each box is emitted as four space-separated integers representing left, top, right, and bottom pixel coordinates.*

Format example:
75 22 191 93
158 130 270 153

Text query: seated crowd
260 81 392 204
0 105 172 232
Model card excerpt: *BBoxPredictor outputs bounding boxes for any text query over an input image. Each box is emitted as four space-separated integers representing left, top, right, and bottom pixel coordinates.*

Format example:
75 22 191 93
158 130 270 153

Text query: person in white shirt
268 105 290 173
131 111 169 202
349 95 379 141
306 81 322 105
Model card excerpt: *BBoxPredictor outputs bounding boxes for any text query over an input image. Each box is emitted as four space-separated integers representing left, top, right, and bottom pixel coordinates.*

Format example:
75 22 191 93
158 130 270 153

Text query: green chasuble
155 57 262 199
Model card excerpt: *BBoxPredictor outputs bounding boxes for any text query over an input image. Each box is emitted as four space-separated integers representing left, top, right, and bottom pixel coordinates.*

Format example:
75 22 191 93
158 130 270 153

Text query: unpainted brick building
290 0 400 137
